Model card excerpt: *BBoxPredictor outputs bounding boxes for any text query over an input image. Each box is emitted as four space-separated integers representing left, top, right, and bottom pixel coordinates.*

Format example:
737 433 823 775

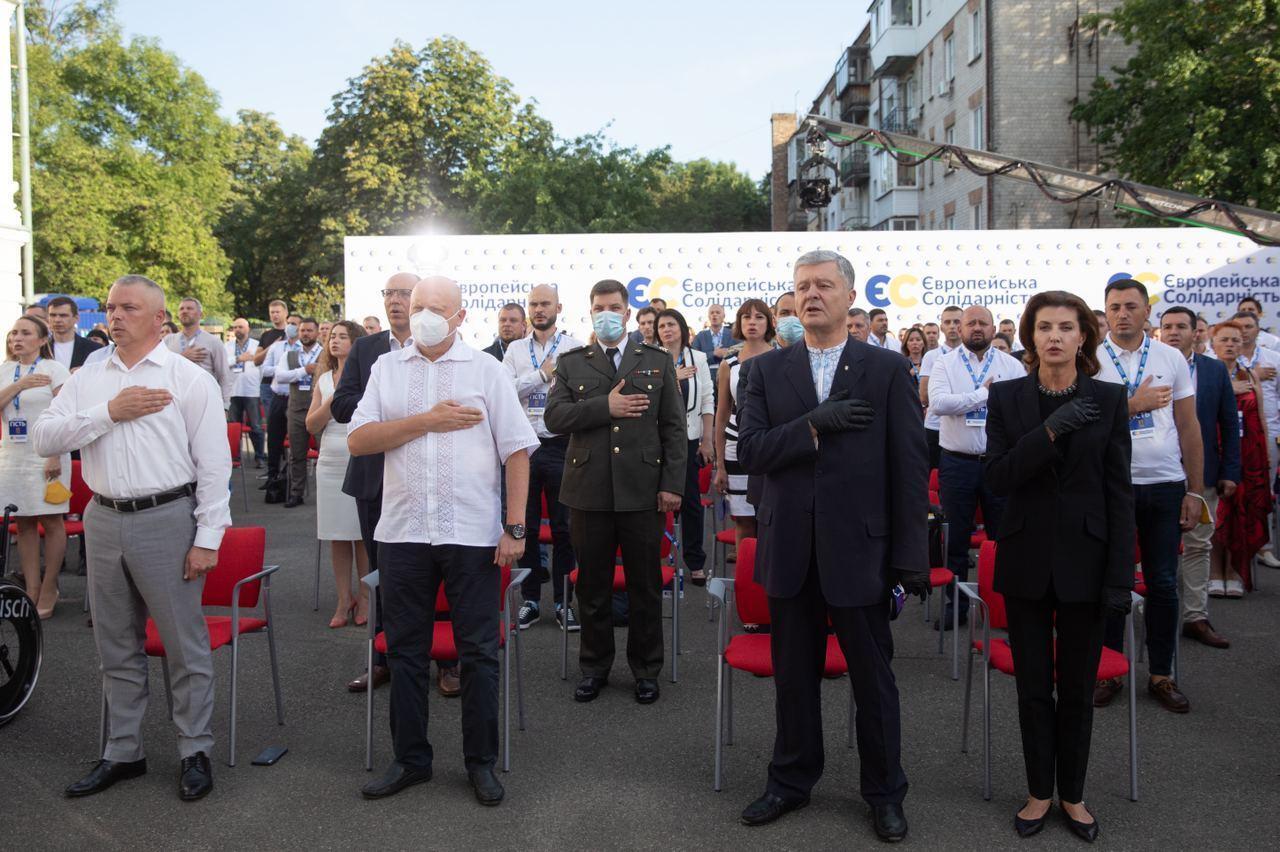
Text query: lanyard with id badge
232 340 247 373
297 345 320 391
1104 338 1155 439
962 349 994 427
527 333 563 417
8 359 40 443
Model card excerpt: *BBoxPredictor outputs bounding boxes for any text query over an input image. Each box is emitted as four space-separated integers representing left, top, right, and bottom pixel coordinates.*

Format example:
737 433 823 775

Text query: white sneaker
1208 579 1226 598
1225 579 1245 598
1257 549 1280 568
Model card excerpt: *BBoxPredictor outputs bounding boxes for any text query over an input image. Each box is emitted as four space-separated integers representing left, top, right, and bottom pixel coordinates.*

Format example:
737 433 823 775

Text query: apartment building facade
771 0 1130 232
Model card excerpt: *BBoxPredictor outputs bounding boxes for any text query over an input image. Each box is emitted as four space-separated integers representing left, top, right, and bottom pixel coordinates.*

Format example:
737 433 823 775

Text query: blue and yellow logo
627 276 680 308
865 274 920 309
1107 271 1161 306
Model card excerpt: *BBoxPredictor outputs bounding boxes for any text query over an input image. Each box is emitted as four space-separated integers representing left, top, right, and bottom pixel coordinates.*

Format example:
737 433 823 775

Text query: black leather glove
1101 586 1132 618
1043 396 1101 439
896 571 931 602
808 389 876 435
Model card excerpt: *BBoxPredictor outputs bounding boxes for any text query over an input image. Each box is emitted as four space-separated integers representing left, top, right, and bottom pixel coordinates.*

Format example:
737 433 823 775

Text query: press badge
1129 411 1155 439
232 361 245 373
298 376 312 392
965 407 988 427
1238 411 1245 438
7 417 28 442
528 391 547 416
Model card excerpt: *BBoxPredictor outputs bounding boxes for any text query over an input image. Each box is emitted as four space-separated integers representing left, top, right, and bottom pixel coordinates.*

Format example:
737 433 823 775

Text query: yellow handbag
44 479 71 505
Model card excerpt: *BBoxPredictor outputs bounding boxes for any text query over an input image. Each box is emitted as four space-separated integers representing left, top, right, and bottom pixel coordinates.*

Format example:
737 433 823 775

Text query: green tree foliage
653 159 770 232
25 1 233 309
1072 0 1280 212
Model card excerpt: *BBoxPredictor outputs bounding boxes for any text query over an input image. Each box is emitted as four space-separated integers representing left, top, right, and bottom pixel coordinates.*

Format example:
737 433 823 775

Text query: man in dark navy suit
736 250 928 843
1159 306 1239 649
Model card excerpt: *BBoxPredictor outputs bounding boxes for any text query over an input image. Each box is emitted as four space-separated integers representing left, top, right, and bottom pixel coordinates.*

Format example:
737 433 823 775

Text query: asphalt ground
4 476 1280 851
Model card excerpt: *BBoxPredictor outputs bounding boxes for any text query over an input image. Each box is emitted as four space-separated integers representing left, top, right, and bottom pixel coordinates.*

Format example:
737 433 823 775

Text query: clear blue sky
114 0 868 178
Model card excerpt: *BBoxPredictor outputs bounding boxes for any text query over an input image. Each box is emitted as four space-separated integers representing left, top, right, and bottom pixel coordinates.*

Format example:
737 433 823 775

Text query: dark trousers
680 440 706 574
379 541 499 772
227 395 264 457
926 427 941 471
766 557 907 806
570 508 663 679
1005 588 1105 802
356 496 387 669
1105 480 1182 676
287 392 311 500
519 439 574 606
265 394 289 481
940 450 1006 617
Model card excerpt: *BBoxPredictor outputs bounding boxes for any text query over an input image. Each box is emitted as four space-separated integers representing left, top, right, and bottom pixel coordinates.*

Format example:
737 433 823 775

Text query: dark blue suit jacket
737 336 928 607
331 331 391 502
1193 352 1241 486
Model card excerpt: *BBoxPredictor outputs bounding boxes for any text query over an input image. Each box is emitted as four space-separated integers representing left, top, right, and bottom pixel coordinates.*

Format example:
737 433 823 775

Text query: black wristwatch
504 523 526 540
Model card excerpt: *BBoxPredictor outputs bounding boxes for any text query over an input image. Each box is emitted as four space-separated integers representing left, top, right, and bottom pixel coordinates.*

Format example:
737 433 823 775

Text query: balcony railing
839 147 870 184
881 106 919 136
841 215 871 231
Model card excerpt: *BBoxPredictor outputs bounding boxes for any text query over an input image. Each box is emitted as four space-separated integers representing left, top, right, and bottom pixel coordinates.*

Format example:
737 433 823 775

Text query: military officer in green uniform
544 279 687 705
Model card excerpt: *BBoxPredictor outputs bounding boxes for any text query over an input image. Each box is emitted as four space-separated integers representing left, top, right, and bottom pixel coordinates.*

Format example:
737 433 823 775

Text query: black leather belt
539 435 568 446
942 449 986 462
95 483 196 513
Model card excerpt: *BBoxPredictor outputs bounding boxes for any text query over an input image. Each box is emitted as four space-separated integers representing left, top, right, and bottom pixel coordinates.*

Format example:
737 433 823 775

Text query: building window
944 214 956 230
972 202 984 229
971 9 983 61
927 51 935 98
891 218 918 231
891 0 914 26
944 34 955 81
944 125 956 172
971 104 984 149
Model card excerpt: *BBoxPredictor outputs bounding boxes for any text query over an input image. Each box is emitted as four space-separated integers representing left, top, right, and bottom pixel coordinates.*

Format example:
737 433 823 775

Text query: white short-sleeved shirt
350 336 539 547
920 343 955 431
1238 345 1280 434
1257 329 1280 351
1095 334 1195 485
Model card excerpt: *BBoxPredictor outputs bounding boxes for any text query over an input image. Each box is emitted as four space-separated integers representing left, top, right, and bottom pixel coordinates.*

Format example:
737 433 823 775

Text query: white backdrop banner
344 229 1280 348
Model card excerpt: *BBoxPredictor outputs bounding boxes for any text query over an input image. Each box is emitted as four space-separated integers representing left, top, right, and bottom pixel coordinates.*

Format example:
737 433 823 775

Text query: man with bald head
927 303 1025 626
224 317 264 464
349 276 538 805
503 283 586 629
35 275 231 802
332 272 423 693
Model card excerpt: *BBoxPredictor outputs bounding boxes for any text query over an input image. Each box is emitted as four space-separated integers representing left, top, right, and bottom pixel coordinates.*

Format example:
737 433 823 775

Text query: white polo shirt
1095 334 1195 485
927 345 1025 455
919 343 955 431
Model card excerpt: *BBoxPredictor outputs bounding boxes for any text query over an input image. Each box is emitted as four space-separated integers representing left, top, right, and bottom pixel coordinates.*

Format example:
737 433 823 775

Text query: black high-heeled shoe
1014 804 1050 838
1060 803 1099 843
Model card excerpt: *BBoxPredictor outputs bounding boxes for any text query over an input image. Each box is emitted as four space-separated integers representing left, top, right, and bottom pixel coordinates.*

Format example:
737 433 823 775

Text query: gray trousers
1179 488 1219 624
287 389 312 500
86 496 214 761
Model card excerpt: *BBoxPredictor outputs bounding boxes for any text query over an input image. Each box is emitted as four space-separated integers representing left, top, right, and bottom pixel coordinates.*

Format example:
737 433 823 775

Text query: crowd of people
3 257 1276 843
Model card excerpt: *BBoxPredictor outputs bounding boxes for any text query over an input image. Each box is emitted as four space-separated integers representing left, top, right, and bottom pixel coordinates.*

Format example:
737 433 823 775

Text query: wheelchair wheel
0 578 42 726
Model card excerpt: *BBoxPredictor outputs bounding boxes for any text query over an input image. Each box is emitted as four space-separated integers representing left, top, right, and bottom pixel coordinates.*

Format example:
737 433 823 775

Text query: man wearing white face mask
544 279 688 706
349 276 538 805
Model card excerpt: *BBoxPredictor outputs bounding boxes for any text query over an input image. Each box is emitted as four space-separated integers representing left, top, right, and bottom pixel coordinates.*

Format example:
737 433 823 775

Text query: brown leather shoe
1182 619 1230 649
1092 677 1123 707
437 665 461 698
348 665 390 693
1148 677 1190 713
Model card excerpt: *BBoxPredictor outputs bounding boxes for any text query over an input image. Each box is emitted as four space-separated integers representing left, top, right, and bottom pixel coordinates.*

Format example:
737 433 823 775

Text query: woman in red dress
1210 321 1269 597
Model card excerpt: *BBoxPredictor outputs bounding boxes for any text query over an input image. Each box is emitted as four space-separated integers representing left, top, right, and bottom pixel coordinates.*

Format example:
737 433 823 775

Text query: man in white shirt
273 318 322 508
1094 277 1203 714
1228 309 1280 568
866 308 892 348
34 274 230 802
258 322 298 490
919 305 964 470
503 283 585 630
165 297 232 409
45 296 102 371
224 317 263 466
928 305 1025 625
349 276 538 806
1238 296 1280 350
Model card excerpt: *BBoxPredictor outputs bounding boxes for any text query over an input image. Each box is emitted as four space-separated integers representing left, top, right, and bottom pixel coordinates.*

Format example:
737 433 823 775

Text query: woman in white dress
712 299 775 550
0 316 72 618
306 320 369 628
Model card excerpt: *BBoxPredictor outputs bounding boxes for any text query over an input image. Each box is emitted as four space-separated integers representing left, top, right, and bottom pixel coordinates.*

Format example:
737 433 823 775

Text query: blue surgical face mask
593 310 626 344
776 316 804 344
284 323 299 341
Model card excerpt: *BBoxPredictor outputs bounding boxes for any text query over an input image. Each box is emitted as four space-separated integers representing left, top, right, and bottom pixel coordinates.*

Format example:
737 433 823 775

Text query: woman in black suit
984 291 1135 842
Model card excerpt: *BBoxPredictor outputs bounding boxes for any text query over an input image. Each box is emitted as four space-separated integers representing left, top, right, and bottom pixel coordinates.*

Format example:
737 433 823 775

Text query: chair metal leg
365 639 375 771
228 635 239 767
670 570 680 684
267 626 284 725
725 666 735 746
514 622 526 730
502 638 511 773
951 583 960 681
560 574 569 681
982 663 992 801
961 650 974 753
713 655 725 792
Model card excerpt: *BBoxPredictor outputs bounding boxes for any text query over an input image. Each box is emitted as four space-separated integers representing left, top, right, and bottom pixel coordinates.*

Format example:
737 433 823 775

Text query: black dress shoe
740 791 809 826
872 803 908 842
178 752 213 801
284 496 304 508
361 762 432 800
65 758 147 798
468 766 505 806
1014 808 1050 837
1061 804 1099 843
635 678 659 704
574 675 608 703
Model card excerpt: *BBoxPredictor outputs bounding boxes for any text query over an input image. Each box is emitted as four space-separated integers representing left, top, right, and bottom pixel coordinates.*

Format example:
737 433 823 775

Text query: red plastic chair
227 422 249 512
362 564 527 772
100 527 282 767
958 541 1138 801
708 537 852 791
561 513 683 682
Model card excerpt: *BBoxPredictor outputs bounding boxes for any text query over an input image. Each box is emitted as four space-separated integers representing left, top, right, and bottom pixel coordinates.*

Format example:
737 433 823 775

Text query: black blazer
483 339 507 361
69 335 102 369
737 336 928 607
331 330 391 501
983 373 1135 603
